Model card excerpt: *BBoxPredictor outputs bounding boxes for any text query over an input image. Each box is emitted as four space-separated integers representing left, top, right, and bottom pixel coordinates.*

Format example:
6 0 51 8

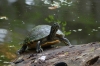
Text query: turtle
18 23 71 54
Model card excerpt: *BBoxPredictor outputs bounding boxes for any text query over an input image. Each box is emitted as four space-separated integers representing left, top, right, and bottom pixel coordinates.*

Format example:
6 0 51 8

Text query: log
11 42 100 66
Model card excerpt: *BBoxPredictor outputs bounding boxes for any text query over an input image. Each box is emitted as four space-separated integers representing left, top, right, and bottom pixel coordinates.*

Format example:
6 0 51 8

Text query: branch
11 42 100 66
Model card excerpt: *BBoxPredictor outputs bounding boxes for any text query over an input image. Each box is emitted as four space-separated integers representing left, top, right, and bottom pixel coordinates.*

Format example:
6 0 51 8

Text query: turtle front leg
36 41 43 53
17 44 27 55
58 36 72 46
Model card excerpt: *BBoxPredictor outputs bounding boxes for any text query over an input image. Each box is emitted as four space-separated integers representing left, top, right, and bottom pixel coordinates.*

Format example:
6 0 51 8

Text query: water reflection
0 29 8 43
25 0 35 5
0 16 8 20
8 0 17 3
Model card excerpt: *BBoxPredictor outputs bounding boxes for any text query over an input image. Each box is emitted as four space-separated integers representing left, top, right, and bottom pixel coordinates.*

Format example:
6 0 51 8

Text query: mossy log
11 42 100 66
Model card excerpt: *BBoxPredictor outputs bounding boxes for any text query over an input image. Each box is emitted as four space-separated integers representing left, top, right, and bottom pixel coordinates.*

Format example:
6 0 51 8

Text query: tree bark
11 42 100 66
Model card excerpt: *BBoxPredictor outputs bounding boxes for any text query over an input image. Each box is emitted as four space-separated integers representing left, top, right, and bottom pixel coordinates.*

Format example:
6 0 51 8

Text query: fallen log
11 42 100 66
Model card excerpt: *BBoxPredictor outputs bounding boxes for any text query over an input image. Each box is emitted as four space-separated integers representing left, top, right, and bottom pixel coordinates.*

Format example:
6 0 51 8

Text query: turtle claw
36 48 43 53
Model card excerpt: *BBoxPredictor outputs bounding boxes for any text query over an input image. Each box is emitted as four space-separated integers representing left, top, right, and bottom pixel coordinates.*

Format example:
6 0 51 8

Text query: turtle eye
54 23 60 28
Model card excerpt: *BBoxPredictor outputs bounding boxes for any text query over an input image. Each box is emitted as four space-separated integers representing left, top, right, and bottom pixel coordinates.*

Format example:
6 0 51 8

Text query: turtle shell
28 25 64 41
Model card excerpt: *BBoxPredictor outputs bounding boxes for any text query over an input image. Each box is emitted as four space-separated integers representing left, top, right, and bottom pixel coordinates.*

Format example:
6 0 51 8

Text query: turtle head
49 23 60 40
51 23 60 33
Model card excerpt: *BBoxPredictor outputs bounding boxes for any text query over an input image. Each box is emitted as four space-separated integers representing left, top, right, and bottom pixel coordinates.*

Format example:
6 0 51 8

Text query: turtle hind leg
36 41 43 53
17 44 27 55
58 36 72 46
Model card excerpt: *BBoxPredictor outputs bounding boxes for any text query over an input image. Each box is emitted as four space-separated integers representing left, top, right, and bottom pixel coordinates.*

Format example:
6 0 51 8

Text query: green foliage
45 15 55 23
45 15 71 36
60 21 71 36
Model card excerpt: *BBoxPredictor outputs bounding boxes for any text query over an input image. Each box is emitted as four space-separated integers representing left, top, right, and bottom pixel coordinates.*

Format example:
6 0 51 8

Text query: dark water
0 0 100 66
